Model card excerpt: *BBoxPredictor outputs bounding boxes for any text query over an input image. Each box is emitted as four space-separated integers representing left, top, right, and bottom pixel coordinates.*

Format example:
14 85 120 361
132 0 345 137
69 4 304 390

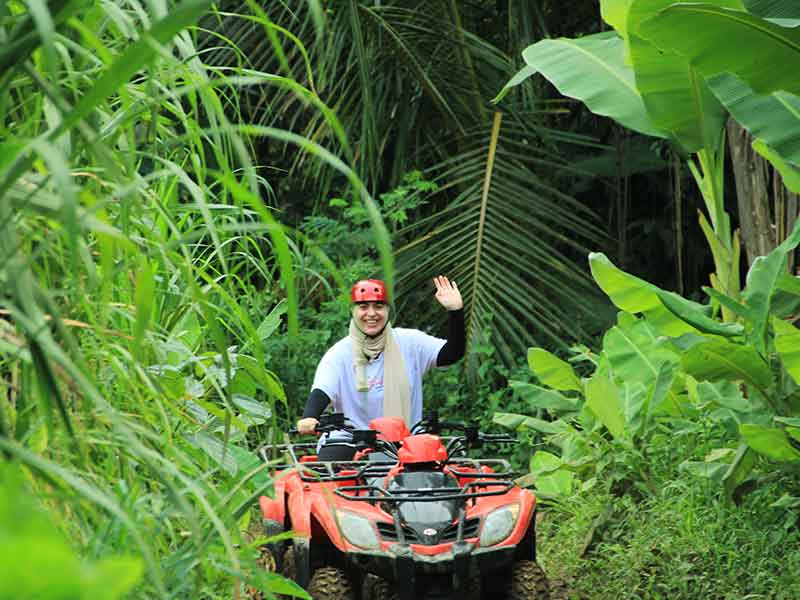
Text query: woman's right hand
296 417 319 435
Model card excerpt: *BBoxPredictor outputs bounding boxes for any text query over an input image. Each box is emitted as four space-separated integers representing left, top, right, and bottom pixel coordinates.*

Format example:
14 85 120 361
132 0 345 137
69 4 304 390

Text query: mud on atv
255 411 566 600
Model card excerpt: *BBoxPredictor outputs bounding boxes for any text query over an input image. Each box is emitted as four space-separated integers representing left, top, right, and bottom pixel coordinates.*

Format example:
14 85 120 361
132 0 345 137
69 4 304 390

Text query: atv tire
365 575 397 600
281 547 297 579
307 566 356 600
274 547 298 600
246 544 281 599
548 578 570 600
506 560 549 600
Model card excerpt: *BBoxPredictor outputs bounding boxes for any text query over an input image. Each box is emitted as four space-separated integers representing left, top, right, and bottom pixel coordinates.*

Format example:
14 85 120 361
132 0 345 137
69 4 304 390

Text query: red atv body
257 413 558 600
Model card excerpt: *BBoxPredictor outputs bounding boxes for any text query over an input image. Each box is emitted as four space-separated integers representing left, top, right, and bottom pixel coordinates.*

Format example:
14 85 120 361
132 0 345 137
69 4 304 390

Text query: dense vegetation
3 1 800 599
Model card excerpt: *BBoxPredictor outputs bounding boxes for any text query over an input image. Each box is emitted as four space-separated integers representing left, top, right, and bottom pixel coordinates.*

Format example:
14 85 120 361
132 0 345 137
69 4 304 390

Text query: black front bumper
346 542 516 600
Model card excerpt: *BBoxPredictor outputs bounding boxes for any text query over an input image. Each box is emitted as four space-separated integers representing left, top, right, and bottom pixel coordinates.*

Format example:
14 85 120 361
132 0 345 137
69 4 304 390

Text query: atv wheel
274 547 299 600
548 578 570 600
281 547 297 579
507 560 549 600
365 575 397 600
245 544 280 599
307 566 355 600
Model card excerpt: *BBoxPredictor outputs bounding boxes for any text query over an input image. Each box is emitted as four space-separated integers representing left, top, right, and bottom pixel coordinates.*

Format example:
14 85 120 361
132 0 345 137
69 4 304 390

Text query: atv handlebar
289 412 354 436
414 410 517 453
290 410 515 454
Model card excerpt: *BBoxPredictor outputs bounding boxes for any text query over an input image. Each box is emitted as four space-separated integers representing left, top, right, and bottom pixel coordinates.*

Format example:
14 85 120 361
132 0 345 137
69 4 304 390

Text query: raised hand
433 275 463 311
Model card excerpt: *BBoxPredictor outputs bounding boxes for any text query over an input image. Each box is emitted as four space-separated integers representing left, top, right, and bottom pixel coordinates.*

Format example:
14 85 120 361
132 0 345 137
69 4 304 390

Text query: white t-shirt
311 327 446 429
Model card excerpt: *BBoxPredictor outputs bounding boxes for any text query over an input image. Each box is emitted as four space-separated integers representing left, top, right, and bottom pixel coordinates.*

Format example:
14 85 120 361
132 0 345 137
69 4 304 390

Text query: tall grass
0 1 388 597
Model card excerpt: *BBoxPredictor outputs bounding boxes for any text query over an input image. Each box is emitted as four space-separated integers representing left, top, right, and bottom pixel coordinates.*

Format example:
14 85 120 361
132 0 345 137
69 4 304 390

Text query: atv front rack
259 442 397 482
259 438 517 488
333 479 514 505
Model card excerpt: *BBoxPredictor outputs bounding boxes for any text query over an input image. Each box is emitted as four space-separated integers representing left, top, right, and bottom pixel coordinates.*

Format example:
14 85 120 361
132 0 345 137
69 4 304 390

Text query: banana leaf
626 0 741 152
709 73 800 167
639 4 800 97
496 31 663 137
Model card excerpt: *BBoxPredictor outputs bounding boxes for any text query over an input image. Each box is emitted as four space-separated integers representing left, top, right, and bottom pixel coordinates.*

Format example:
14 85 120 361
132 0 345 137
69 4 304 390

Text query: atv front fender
259 496 283 523
258 477 287 524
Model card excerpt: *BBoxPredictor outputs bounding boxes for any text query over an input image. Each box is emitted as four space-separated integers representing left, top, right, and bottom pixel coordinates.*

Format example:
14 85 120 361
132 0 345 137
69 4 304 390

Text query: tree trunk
726 119 774 266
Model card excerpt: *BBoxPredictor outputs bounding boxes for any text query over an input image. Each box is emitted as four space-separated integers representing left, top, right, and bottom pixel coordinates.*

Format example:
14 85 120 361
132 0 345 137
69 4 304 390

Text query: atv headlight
337 511 381 550
479 504 520 547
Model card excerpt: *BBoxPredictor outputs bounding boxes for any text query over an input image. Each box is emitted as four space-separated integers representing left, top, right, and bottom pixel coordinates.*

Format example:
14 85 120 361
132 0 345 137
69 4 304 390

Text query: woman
296 276 465 459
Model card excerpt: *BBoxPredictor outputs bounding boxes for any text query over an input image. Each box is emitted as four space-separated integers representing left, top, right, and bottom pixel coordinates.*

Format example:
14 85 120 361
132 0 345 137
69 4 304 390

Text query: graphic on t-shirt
367 374 384 390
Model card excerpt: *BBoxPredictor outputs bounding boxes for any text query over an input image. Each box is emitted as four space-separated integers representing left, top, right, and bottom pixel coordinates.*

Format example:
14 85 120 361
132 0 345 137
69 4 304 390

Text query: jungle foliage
493 1 800 595
209 0 616 364
3 0 800 599
0 0 344 597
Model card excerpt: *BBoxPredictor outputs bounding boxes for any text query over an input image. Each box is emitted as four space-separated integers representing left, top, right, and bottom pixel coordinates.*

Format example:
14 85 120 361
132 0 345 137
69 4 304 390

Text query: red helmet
351 279 388 303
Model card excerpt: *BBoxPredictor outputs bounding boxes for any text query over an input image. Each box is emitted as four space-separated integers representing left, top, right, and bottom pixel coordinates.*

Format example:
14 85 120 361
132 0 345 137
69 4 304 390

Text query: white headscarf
349 311 412 425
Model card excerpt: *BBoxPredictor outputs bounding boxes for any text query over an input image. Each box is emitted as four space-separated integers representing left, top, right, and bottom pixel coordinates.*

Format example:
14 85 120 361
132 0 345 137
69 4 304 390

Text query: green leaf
722 443 758 499
679 460 729 480
214 172 298 337
742 217 800 353
509 382 582 412
705 447 736 462
620 380 646 428
639 4 800 97
740 424 800 461
743 0 800 19
681 339 773 390
493 64 537 102
184 431 239 475
703 286 751 320
256 300 287 341
778 272 800 295
517 32 663 137
56 0 214 137
530 451 562 476
558 432 594 467
527 348 582 391
231 394 272 420
250 571 311 599
627 41 723 153
133 260 155 353
492 412 569 435
585 369 626 439
753 139 800 193
710 73 800 168
656 289 743 337
530 451 574 498
589 255 660 313
603 318 679 386
787 427 800 443
696 380 751 413
770 493 800 509
774 318 800 384
637 361 676 434
82 557 145 600
626 1 742 152
601 0 634 39
589 252 696 335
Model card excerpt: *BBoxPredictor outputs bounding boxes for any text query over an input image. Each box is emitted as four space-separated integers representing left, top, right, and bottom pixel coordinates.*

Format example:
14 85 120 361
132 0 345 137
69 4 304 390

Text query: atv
256 411 565 600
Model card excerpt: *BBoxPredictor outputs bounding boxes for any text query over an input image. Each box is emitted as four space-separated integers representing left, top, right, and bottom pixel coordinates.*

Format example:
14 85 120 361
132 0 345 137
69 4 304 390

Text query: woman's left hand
434 275 463 310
